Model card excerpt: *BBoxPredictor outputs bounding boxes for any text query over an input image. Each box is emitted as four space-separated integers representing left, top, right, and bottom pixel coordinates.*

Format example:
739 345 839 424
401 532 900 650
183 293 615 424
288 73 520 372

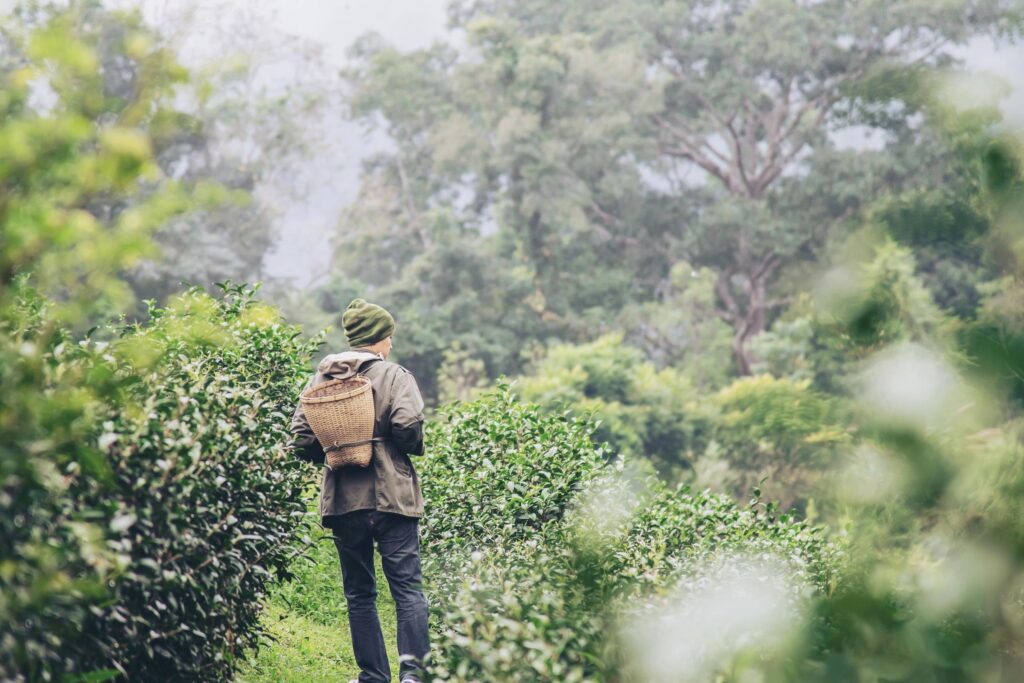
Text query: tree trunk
732 333 754 375
717 265 773 375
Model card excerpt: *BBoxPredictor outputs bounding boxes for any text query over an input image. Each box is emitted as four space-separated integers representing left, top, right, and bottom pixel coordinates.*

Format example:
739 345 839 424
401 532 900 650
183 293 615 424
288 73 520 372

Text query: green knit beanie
343 298 396 348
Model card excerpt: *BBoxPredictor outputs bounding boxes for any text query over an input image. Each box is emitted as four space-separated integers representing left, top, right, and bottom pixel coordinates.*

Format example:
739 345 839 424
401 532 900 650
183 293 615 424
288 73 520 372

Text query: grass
238 514 399 682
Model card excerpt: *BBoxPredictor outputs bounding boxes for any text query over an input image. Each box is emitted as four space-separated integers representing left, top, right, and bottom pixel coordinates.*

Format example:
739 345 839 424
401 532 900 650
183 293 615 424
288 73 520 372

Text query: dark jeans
330 510 430 683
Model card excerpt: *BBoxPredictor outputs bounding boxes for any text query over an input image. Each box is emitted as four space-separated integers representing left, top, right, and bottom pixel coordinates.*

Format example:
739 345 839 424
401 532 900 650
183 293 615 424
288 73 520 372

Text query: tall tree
633 0 1020 371
131 1 331 306
338 21 675 390
353 0 1019 375
495 0 1016 370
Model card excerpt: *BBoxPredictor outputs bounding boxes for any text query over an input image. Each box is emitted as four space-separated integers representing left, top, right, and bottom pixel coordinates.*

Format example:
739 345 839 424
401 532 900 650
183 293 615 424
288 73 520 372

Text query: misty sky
249 0 452 286
123 0 455 286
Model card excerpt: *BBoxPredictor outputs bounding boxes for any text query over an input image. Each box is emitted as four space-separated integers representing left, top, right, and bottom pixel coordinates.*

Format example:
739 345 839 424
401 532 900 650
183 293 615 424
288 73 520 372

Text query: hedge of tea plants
1 285 321 682
417 385 838 681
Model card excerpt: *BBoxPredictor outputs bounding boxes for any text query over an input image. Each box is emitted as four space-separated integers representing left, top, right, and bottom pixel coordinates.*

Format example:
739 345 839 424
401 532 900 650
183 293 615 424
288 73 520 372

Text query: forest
3 0 1024 681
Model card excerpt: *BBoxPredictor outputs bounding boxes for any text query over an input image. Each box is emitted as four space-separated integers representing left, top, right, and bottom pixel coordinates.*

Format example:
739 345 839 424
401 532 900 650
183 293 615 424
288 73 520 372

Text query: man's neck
353 346 386 360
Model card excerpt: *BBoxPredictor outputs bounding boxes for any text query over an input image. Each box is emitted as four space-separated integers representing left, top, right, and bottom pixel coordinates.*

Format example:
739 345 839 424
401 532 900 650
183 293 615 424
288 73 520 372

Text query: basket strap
357 357 383 377
325 437 388 453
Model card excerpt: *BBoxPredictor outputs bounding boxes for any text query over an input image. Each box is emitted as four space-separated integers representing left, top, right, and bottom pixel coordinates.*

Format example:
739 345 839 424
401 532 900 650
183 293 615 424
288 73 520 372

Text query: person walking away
291 298 430 683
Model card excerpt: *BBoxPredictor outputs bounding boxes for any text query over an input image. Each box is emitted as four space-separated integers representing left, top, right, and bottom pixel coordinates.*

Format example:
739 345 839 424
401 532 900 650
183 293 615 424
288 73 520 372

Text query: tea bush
427 546 605 682
419 384 608 593
419 386 838 681
595 478 839 598
1 285 321 681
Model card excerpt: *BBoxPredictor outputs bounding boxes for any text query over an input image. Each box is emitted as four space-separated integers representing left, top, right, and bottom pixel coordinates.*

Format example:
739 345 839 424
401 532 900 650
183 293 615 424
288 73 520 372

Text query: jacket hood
316 350 383 380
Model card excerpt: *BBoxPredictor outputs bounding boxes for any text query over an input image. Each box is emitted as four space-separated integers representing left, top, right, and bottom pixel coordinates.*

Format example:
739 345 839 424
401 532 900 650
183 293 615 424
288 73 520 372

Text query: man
291 298 429 683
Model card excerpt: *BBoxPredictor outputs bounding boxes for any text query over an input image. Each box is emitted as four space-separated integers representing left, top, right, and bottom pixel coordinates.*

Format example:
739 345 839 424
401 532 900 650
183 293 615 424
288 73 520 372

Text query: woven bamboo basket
300 377 376 469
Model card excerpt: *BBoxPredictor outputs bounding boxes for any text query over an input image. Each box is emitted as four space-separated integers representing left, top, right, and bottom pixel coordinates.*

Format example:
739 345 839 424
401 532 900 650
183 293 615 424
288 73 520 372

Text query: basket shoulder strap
356 356 384 378
357 358 384 424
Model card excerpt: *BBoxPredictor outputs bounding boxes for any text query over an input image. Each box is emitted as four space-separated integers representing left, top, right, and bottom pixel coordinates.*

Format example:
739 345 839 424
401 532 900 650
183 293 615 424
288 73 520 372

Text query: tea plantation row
1 287 836 681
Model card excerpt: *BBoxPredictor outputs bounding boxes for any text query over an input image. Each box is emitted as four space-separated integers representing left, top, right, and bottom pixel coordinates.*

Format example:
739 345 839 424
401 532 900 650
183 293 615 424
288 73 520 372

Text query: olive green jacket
291 350 425 522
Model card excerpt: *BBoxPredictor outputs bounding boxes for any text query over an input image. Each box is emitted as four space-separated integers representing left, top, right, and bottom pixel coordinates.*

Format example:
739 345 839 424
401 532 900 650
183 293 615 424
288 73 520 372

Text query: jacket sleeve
389 369 425 456
291 376 325 465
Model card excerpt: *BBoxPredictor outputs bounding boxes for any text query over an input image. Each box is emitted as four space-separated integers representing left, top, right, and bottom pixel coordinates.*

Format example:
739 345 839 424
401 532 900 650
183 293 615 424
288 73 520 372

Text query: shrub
515 333 712 476
419 383 608 596
419 388 838 681
428 548 609 682
702 374 851 509
595 478 838 598
1 285 321 681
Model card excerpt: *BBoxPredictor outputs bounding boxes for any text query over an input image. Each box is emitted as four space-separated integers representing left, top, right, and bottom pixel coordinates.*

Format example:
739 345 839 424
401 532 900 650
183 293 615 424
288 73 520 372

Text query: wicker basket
300 377 376 469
